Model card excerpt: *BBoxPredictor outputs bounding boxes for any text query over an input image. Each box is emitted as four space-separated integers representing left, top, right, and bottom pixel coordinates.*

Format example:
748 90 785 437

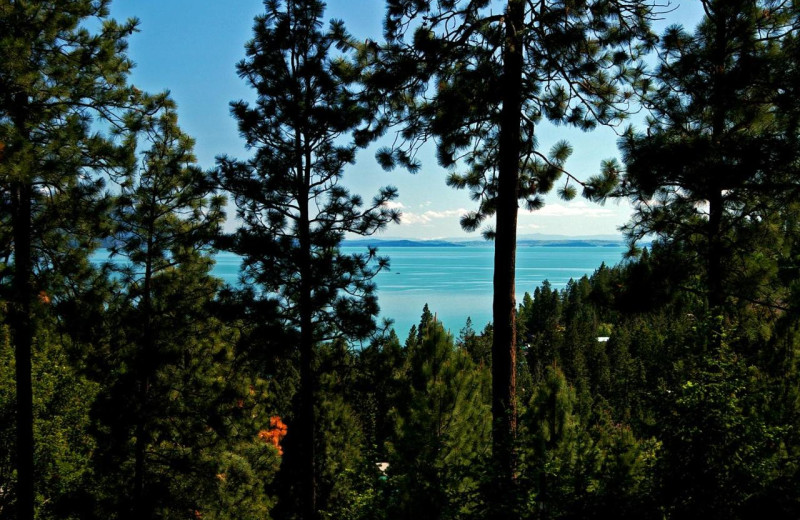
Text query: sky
108 0 705 240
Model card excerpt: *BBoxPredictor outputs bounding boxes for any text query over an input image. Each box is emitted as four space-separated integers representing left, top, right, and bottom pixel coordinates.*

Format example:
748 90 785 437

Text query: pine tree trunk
297 291 316 520
490 0 524 514
11 89 35 520
12 179 35 520
708 1 727 317
707 189 724 311
297 153 317 520
133 242 154 519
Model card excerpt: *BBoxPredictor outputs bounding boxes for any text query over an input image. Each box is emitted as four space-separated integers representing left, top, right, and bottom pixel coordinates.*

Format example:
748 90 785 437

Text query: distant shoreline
341 239 465 248
341 238 627 248
98 237 632 251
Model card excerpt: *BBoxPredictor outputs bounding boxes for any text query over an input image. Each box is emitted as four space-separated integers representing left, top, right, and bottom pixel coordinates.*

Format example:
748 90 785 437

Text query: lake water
212 245 626 336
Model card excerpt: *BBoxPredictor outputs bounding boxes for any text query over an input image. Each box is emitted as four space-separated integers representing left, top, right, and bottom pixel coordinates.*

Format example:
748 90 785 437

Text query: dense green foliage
617 0 800 313
214 1 399 517
360 3 658 510
1 0 800 519
0 1 154 517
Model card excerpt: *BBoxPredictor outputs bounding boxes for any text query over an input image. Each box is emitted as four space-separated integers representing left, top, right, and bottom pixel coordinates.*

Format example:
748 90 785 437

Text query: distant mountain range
101 234 628 250
102 235 628 250
469 233 625 242
341 239 465 248
342 235 629 248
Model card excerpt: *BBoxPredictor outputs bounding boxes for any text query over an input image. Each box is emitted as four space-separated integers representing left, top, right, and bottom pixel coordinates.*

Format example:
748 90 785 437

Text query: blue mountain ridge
341 238 627 248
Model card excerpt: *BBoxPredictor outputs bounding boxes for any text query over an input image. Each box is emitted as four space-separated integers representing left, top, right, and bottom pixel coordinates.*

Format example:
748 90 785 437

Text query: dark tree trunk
708 2 728 317
297 281 316 520
707 188 724 311
12 179 35 520
298 316 316 520
490 0 524 514
297 152 317 520
132 234 154 519
11 89 35 520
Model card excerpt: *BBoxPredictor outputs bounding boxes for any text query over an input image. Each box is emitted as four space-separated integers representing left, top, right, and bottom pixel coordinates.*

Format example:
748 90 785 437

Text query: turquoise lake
211 245 627 336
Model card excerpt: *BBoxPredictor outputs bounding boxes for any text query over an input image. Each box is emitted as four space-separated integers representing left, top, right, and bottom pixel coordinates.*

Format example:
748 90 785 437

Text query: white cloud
531 201 615 218
424 209 467 219
382 200 406 210
400 208 468 226
379 200 468 226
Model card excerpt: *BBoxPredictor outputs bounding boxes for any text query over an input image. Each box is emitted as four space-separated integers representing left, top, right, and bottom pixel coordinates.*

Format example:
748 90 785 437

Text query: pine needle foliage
358 1 658 511
215 1 400 517
0 2 146 517
95 101 230 518
618 0 800 312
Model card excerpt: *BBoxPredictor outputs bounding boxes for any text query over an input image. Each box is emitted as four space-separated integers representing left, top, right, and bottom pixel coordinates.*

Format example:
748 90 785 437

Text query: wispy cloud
530 201 615 218
382 200 406 210
400 208 468 226
381 200 468 226
384 200 615 231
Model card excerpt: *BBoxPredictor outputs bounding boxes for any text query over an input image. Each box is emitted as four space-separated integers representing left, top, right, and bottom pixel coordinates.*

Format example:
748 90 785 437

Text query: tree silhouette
362 1 656 512
100 101 225 517
0 2 144 517
619 0 800 315
216 1 399 517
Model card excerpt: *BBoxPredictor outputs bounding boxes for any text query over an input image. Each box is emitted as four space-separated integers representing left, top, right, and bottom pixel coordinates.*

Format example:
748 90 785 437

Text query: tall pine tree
215 1 399 517
0 2 141 517
618 0 800 316
387 318 491 519
362 1 657 511
97 101 227 518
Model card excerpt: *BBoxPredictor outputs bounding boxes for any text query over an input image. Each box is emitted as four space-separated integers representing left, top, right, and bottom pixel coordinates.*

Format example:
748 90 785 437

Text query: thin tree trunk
707 189 724 311
298 150 317 520
490 0 524 514
12 179 35 520
133 219 155 519
298 273 316 520
11 87 35 520
298 313 316 520
708 1 727 317
132 278 151 516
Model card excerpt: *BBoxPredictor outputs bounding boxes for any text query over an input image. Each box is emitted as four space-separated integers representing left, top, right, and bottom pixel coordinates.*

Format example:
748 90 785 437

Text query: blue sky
109 0 704 240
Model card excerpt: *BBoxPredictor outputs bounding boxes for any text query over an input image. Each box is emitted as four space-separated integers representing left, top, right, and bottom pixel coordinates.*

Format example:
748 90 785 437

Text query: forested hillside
1 1 799 519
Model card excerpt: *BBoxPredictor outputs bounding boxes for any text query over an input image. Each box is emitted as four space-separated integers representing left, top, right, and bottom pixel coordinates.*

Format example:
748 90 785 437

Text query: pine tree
96 102 228 518
457 317 492 368
354 330 406 465
362 3 657 508
655 345 784 518
314 340 373 518
387 318 491 519
518 282 563 381
0 2 141 517
518 366 659 519
0 318 99 520
618 0 800 316
215 1 399 517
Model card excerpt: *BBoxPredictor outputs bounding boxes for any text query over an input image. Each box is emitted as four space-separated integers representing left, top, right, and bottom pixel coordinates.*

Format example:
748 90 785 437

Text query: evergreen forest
2 0 800 519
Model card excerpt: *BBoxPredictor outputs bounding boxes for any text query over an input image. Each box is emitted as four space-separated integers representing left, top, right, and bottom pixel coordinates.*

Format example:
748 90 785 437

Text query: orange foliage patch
38 291 50 305
258 416 288 455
